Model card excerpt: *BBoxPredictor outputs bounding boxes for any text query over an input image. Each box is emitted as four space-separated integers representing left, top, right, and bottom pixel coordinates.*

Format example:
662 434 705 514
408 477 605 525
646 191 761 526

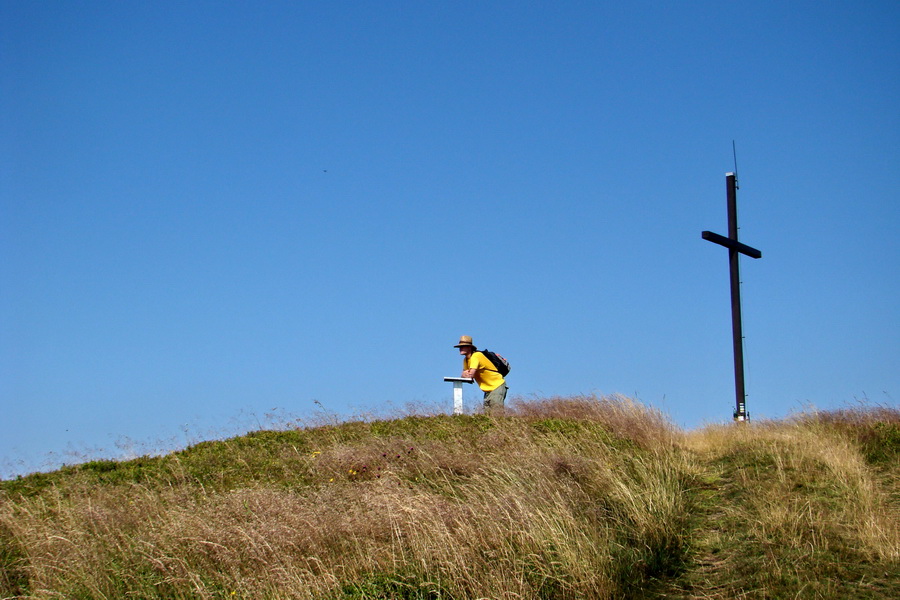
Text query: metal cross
702 172 762 421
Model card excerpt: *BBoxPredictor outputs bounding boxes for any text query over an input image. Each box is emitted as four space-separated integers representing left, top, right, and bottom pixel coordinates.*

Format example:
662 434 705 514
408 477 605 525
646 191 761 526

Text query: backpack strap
479 350 501 373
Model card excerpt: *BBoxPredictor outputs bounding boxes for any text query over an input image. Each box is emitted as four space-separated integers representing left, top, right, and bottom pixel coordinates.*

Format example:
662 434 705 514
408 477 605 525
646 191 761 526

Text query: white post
452 381 463 414
443 377 474 415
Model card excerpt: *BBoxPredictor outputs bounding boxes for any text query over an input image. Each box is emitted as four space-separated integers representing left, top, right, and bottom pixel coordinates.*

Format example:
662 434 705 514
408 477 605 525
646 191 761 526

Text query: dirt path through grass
660 427 900 600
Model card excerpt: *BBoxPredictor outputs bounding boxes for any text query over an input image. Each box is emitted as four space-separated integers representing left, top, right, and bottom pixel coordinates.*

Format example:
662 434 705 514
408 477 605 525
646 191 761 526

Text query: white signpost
443 377 474 415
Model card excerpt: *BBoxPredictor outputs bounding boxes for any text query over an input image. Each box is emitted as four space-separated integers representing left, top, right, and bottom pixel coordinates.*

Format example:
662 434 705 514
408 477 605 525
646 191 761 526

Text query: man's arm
462 353 479 378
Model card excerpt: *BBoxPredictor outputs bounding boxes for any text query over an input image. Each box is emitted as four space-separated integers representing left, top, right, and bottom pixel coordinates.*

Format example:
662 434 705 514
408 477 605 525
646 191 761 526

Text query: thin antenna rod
732 140 739 187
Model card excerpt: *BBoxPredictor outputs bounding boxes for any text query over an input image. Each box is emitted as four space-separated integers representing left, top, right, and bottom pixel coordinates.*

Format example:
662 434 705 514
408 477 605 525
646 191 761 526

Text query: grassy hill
1 395 898 599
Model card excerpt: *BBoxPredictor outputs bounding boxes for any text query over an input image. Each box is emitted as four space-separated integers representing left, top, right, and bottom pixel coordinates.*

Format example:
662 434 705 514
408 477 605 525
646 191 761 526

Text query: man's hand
462 368 477 378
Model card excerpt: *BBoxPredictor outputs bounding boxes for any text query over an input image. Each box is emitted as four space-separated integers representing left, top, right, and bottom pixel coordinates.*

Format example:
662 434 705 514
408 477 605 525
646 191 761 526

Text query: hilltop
1 396 898 599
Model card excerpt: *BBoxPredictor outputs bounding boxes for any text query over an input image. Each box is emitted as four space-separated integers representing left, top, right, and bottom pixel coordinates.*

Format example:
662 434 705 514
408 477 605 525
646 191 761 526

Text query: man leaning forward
454 335 507 414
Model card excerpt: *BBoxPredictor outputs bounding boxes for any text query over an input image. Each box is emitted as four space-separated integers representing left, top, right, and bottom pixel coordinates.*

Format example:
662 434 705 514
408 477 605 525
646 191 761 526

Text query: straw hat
453 335 476 349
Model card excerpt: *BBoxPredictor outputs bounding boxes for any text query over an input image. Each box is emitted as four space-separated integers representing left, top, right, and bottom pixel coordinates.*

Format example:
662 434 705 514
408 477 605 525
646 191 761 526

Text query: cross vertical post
702 172 762 421
726 173 748 421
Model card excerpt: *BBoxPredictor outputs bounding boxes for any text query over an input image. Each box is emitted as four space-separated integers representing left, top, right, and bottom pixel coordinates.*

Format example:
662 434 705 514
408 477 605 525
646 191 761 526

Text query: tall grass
1 396 897 599
674 404 900 599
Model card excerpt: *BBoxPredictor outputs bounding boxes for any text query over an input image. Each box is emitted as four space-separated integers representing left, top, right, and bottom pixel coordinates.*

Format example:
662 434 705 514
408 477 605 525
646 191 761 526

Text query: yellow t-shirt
465 352 506 392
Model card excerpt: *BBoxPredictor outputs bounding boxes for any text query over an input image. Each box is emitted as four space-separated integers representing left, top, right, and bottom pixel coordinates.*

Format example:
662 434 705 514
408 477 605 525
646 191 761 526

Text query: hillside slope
1 396 897 599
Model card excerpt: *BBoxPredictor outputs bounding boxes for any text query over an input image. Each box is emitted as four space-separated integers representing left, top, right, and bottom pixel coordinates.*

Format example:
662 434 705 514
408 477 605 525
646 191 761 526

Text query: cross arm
702 231 762 259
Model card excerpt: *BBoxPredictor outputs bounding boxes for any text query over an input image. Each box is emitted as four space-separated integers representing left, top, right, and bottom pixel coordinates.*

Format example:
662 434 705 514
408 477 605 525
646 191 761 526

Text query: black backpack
479 349 511 377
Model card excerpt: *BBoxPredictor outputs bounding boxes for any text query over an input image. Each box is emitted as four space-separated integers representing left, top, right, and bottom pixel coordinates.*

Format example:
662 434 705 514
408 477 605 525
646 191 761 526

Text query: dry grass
2 396 898 599
674 405 900 599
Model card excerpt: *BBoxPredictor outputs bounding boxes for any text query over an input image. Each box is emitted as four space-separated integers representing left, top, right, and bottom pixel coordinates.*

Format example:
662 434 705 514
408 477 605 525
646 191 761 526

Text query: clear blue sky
2 1 898 478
